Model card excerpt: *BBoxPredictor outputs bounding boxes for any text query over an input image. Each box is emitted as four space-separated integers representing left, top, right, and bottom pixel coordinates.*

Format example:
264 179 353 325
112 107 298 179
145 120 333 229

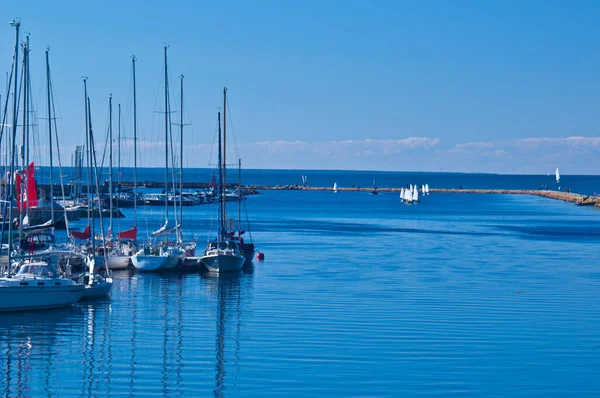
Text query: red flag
71 225 91 240
117 226 137 240
15 162 39 211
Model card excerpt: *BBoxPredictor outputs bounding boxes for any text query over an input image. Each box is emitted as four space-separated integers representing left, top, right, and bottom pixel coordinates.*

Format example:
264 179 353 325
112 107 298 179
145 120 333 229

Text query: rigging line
50 62 70 235
225 96 241 163
0 54 16 148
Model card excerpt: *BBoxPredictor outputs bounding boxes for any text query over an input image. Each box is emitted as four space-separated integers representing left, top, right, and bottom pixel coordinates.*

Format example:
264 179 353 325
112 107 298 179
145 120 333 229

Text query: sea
1 170 600 397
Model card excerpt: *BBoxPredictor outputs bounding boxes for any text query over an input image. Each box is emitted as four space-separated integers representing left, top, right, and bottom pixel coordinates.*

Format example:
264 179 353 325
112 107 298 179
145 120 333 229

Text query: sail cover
71 225 91 240
117 226 137 240
15 162 39 211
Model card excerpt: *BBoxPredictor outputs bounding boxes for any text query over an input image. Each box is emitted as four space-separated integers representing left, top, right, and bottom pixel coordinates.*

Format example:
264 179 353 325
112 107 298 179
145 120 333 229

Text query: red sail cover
71 225 91 240
118 226 137 240
15 162 39 211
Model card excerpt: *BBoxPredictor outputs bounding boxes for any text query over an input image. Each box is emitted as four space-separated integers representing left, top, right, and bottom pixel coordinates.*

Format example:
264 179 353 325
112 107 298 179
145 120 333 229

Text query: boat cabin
16 261 61 278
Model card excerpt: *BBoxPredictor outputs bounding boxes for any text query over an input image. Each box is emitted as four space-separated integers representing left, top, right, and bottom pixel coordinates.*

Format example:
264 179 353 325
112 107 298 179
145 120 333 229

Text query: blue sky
2 0 599 173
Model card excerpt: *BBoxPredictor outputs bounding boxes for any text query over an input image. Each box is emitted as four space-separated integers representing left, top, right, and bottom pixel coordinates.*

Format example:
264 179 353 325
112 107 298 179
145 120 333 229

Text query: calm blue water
33 166 600 196
2 181 600 396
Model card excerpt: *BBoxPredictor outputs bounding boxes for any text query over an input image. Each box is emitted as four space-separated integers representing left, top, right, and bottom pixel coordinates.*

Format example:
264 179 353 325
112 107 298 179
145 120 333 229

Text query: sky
1 0 599 174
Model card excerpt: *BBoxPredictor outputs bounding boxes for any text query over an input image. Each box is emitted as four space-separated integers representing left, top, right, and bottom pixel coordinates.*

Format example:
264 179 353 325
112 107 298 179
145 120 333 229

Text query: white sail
333 182 338 193
425 184 429 195
556 167 560 183
151 220 170 237
421 184 425 194
414 189 419 202
405 189 413 202
400 188 405 199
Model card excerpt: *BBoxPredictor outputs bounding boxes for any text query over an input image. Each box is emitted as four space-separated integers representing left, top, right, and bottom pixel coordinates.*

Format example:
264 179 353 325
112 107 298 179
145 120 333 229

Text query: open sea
1 170 600 396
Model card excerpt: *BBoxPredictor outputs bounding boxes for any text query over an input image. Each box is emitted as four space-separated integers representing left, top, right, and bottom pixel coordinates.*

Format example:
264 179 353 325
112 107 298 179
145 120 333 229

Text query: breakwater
243 185 600 206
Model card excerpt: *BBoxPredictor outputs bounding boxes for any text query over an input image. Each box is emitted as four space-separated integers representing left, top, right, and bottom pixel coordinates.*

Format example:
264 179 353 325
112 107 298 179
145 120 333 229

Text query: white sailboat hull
0 280 84 312
201 252 245 273
106 255 130 270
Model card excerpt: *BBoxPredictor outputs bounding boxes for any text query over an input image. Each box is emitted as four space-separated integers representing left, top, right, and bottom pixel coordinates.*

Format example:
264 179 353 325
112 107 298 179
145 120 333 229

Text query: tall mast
7 19 20 275
18 36 27 241
163 46 169 225
118 103 121 188
179 75 184 235
46 49 55 225
238 158 241 237
217 112 223 240
88 98 96 253
24 35 30 169
83 77 90 229
20 36 27 171
132 55 137 227
222 87 227 231
89 97 109 271
108 94 113 237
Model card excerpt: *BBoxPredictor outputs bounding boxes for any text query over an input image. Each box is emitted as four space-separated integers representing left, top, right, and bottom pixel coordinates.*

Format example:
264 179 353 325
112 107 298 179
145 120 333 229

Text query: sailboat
0 27 85 311
333 182 338 193
400 187 405 200
370 180 378 195
425 184 430 195
405 188 413 204
105 95 130 270
131 46 184 272
413 187 419 203
556 167 560 183
200 88 246 273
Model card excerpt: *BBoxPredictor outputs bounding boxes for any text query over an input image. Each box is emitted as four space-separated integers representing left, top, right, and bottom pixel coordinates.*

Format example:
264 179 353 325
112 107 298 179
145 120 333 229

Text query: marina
2 1 600 395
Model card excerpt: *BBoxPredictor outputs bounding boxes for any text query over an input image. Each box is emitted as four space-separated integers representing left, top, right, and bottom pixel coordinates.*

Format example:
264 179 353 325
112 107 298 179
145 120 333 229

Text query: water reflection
0 268 254 396
0 306 84 395
201 269 252 398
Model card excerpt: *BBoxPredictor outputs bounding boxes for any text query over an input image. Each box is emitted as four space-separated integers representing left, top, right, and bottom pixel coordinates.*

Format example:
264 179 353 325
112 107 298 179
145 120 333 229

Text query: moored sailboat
131 46 184 272
200 89 246 273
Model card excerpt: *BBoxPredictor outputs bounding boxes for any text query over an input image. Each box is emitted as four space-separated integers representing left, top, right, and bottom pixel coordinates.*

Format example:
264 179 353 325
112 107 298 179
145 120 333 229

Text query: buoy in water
256 252 265 261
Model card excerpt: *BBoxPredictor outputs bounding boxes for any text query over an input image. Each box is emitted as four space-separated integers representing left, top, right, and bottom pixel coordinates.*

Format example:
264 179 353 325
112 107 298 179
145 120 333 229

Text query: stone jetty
243 185 600 207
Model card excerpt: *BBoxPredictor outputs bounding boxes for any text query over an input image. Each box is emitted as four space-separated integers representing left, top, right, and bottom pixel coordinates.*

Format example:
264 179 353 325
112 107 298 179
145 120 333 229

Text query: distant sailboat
413 188 419 203
405 189 413 204
425 184 430 195
400 188 405 200
333 182 338 193
556 167 560 183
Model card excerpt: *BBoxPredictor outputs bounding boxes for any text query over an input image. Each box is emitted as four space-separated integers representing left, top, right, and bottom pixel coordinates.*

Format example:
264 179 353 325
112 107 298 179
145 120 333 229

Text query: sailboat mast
238 158 241 237
88 98 96 253
108 94 113 236
132 55 138 227
46 49 55 225
118 103 121 188
179 75 183 234
222 87 227 229
20 37 27 172
217 112 223 239
83 77 90 229
18 38 27 241
163 46 169 225
25 35 30 169
7 20 20 275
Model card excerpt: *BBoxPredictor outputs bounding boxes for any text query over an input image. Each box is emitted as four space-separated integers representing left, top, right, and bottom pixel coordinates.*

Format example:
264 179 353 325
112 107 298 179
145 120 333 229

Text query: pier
242 185 599 206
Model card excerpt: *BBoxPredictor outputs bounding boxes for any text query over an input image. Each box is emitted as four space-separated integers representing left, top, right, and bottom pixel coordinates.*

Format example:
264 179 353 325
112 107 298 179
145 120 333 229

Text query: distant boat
425 184 430 195
400 188 405 200
370 180 378 195
405 189 413 204
413 188 419 203
333 182 338 193
556 167 560 183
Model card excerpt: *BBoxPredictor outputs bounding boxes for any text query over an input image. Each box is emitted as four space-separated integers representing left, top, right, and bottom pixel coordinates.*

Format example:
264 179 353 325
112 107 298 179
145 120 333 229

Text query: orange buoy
256 252 265 261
